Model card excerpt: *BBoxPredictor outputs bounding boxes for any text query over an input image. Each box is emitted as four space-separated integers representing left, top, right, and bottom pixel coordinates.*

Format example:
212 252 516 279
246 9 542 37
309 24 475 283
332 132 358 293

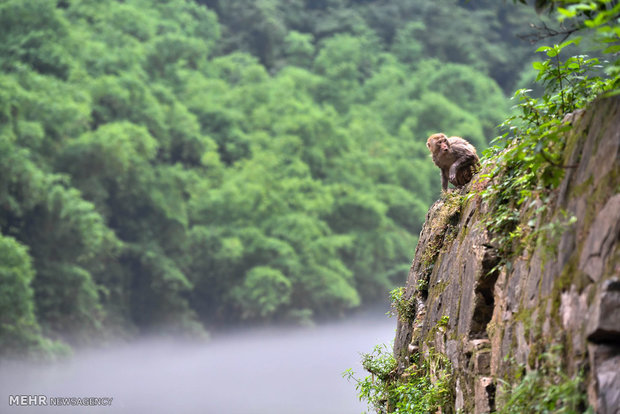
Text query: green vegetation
352 1 618 412
437 315 449 329
1 0 617 360
388 286 415 324
0 0 535 355
481 0 618 269
480 38 611 266
344 344 452 414
496 347 592 414
497 368 590 414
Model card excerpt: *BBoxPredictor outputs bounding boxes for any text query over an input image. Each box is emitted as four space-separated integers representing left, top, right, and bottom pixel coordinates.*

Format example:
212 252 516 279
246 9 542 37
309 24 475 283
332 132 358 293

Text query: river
0 310 394 414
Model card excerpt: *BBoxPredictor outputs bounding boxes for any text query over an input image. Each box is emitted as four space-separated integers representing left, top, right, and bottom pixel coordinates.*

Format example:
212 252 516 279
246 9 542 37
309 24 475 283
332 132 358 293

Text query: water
0 310 394 414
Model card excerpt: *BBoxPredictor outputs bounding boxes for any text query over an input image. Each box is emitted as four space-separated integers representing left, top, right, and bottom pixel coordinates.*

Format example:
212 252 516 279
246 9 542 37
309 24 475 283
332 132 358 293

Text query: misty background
1 310 393 413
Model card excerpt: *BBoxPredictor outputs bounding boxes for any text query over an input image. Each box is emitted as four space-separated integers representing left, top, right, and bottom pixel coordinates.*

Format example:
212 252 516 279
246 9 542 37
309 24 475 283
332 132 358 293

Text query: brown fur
426 133 480 191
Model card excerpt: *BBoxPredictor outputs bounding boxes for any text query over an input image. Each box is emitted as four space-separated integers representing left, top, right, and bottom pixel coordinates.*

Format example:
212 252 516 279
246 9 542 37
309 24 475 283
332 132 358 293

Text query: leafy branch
479 33 615 267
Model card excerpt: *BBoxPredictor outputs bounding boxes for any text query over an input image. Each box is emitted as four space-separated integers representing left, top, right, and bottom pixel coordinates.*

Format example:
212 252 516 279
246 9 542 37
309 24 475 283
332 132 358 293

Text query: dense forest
0 0 559 356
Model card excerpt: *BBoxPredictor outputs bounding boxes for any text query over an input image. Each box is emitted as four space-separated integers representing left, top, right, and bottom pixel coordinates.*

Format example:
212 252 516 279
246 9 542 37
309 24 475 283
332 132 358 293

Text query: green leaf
536 46 552 53
557 7 577 19
603 44 620 54
559 38 580 49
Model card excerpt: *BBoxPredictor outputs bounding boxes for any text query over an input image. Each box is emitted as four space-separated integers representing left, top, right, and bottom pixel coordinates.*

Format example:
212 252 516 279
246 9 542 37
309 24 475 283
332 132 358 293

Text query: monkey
426 133 480 191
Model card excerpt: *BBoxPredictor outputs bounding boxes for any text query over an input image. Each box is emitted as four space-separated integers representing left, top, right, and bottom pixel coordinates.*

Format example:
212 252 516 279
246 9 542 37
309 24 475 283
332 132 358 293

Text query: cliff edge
392 96 620 413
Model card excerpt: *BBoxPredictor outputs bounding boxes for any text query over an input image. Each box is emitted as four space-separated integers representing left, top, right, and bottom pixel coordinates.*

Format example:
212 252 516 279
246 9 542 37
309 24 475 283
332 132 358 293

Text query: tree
0 235 50 356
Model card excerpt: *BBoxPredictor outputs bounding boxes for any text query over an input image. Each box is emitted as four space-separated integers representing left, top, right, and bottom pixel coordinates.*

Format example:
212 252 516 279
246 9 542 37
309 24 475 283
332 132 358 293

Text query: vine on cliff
479 34 615 267
479 0 619 267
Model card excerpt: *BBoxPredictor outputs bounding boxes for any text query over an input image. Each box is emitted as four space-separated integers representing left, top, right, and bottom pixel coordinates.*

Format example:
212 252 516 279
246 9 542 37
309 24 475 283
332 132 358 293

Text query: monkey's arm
449 152 477 183
448 160 464 183
441 169 449 191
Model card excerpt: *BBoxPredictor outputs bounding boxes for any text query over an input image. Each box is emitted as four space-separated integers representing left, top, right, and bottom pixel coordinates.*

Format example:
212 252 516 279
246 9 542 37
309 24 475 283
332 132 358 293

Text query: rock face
393 97 620 413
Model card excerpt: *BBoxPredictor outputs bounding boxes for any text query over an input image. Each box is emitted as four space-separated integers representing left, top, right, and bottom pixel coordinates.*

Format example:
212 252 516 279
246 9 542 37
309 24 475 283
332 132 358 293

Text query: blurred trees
0 0 539 354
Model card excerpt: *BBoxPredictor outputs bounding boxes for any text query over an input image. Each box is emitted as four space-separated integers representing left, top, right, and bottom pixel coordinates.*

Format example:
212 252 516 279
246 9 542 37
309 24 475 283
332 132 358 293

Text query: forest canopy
0 0 577 356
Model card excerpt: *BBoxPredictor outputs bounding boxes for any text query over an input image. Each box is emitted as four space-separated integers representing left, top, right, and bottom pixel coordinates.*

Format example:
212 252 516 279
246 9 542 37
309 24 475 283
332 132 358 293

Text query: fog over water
1 309 394 414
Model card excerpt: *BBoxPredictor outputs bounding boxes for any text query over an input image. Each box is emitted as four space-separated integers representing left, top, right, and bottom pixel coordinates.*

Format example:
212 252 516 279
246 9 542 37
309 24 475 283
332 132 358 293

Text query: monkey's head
427 133 450 154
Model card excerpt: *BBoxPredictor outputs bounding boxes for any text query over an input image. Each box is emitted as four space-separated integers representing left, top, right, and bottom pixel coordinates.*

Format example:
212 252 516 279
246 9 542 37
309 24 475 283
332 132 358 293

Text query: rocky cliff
392 97 620 413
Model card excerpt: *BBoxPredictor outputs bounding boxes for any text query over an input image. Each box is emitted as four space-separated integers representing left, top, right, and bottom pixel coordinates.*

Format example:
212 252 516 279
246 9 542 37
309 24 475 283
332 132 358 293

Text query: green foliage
284 31 315 68
390 22 425 65
350 2 617 412
496 348 592 413
232 266 292 320
480 35 615 266
416 277 429 293
0 235 41 353
343 344 398 413
498 369 591 414
390 356 452 413
0 0 74 79
523 0 620 83
388 287 415 323
424 63 508 141
0 234 70 358
344 345 453 413
0 0 555 354
557 1 620 86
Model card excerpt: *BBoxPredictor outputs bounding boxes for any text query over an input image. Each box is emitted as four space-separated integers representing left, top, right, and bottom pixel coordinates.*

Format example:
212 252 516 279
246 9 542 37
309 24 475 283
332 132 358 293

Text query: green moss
509 330 518 358
550 258 578 318
602 246 620 283
429 280 449 298
497 347 592 414
433 193 464 234
562 127 583 168
526 307 547 369
457 223 471 244
486 319 500 342
586 280 597 305
442 227 458 251
419 196 464 283
534 304 546 340
514 307 533 339
424 314 451 344
548 251 591 333
570 175 593 199
574 168 620 237
421 239 442 269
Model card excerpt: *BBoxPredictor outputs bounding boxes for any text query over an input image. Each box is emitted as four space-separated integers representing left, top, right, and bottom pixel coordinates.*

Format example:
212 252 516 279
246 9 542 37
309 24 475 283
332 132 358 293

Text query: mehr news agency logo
9 395 113 407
